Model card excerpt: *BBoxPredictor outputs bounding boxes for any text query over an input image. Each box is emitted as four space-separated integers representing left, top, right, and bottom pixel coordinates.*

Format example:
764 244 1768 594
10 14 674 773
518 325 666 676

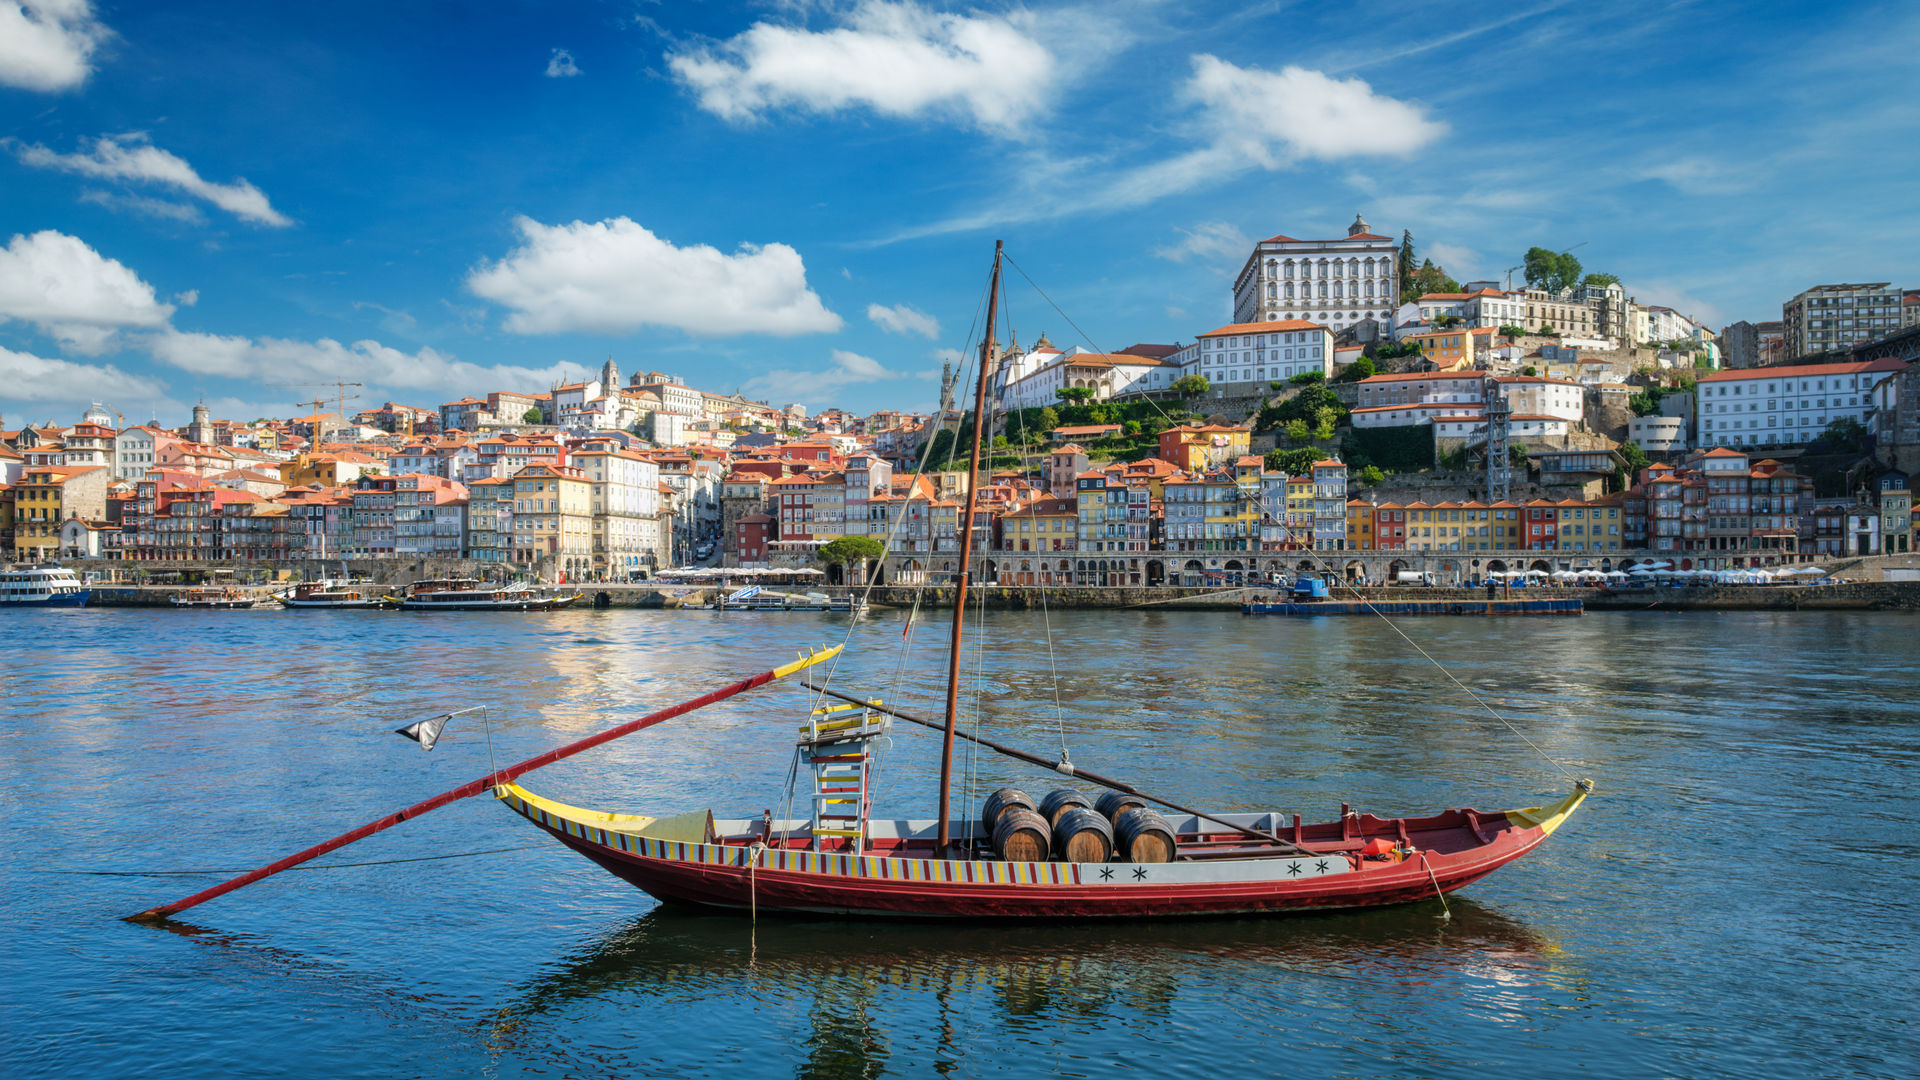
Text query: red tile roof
1199 319 1327 338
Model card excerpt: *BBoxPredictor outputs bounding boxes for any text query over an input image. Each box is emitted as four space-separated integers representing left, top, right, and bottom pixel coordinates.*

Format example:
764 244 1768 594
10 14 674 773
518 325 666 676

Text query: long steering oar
803 681 1316 857
126 647 841 923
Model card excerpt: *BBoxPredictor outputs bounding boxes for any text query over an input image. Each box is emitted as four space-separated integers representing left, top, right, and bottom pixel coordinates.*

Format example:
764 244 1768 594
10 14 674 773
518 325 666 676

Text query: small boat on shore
396 578 580 611
1 563 92 607
715 585 866 613
278 580 394 610
171 587 262 609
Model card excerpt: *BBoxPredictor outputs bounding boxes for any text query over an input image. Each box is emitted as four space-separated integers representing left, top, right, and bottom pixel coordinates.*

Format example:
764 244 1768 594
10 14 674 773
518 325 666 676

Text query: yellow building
512 463 593 574
1345 500 1375 549
12 465 108 560
279 452 383 488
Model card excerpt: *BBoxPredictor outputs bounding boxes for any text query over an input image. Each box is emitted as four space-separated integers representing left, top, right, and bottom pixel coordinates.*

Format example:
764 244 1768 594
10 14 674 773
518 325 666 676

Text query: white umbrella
1526 569 1550 578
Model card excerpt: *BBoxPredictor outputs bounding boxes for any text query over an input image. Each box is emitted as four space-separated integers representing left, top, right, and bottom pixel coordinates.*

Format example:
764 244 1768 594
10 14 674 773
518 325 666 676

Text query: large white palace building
1232 214 1400 334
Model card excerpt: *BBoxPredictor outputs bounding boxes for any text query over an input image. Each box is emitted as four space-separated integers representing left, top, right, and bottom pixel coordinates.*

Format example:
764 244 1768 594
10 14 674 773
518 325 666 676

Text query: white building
999 349 1180 410
1416 288 1525 330
1629 415 1688 452
1491 376 1586 423
1357 402 1484 430
114 426 175 482
573 445 665 577
1695 358 1908 449
1176 320 1333 392
1232 214 1399 334
1353 371 1486 409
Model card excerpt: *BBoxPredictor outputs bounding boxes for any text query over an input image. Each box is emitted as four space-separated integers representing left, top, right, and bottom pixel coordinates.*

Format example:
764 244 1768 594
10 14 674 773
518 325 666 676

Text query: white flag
394 714 451 751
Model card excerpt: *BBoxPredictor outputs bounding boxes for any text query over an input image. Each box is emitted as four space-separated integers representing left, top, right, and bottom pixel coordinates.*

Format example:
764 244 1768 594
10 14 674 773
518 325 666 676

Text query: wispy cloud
545 48 581 78
1154 221 1251 264
740 348 906 407
867 301 941 338
12 133 292 226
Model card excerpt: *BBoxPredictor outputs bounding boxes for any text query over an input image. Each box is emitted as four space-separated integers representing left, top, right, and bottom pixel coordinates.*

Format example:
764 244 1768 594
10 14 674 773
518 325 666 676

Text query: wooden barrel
1054 807 1114 863
992 808 1052 863
980 788 1035 836
1094 790 1148 826
1038 788 1093 827
1114 807 1177 863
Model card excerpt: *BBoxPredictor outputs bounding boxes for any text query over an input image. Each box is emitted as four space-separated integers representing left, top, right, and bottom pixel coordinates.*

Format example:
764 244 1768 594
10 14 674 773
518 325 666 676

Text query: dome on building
1348 213 1372 237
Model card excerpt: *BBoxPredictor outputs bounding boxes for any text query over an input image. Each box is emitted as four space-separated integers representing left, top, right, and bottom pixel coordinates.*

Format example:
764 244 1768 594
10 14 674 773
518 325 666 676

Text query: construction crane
290 382 363 442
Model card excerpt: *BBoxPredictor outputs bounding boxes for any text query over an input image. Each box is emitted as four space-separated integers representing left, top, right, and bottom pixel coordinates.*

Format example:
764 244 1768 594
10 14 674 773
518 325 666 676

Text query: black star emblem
1098 866 1113 880
1315 859 1330 873
1132 867 1148 880
1286 862 1303 876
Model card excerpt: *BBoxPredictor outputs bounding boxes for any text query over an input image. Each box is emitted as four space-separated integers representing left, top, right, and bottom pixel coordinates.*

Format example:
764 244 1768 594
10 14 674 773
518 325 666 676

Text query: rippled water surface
3 607 1915 1079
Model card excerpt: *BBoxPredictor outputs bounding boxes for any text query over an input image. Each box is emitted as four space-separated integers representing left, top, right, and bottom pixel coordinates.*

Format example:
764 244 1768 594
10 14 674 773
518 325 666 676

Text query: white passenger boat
0 563 91 607
397 578 580 611
278 579 394 610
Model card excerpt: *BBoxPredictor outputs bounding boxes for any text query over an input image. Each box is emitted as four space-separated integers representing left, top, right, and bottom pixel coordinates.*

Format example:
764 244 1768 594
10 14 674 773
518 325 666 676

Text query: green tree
1169 373 1209 398
1284 418 1311 443
1312 405 1339 441
1035 406 1060 435
1264 447 1317 475
1398 230 1418 302
926 428 958 465
1056 387 1095 405
1618 441 1649 476
817 536 886 583
1523 247 1583 294
991 434 1009 449
1356 464 1385 487
1822 417 1867 452
1522 365 1538 376
1289 370 1326 385
1345 356 1376 380
1498 324 1527 337
1582 272 1620 288
521 407 543 423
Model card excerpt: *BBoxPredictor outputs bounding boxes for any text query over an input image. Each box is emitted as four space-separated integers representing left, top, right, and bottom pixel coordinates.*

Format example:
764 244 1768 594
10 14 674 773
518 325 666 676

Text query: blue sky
3 0 1916 427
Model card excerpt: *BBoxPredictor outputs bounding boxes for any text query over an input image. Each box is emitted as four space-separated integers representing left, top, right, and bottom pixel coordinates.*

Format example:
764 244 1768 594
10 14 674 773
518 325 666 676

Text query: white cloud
1184 55 1446 164
1424 242 1481 281
0 230 175 353
667 1 1054 136
1154 221 1251 264
740 348 902 406
0 0 110 92
12 133 292 227
0 344 168 406
467 215 842 337
1639 158 1756 197
78 189 206 224
144 329 575 400
867 301 940 339
545 48 581 78
1621 282 1726 330
173 289 198 307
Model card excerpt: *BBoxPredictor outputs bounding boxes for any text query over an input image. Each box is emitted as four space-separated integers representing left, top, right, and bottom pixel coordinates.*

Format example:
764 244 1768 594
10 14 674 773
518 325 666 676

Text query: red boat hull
501 783 1586 920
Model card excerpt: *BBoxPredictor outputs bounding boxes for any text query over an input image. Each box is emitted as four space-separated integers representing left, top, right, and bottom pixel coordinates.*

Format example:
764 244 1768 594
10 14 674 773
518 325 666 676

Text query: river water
2 606 1914 1079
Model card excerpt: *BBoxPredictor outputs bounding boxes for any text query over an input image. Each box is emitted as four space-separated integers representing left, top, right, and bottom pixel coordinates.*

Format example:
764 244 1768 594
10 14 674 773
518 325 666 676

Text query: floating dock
1243 597 1583 616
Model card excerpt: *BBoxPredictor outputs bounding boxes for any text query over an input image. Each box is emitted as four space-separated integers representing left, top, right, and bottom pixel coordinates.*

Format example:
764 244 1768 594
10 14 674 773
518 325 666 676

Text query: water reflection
483 899 1567 1077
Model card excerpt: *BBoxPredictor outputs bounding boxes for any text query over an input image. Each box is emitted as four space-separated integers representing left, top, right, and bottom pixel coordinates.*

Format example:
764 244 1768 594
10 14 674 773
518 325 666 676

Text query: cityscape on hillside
5 218 1916 582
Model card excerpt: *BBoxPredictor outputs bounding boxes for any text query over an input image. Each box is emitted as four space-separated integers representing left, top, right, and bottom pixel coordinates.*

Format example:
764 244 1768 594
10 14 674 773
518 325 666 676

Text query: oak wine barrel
1038 787 1093 827
992 808 1052 863
1093 790 1148 826
1054 807 1115 863
1114 807 1177 863
980 788 1035 836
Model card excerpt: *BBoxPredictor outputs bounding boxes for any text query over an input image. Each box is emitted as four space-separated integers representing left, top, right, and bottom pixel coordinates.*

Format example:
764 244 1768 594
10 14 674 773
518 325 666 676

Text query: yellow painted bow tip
771 644 844 680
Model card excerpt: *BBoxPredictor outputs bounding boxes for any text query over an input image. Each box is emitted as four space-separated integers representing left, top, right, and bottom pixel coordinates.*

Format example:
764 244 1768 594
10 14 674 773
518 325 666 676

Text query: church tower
599 356 620 397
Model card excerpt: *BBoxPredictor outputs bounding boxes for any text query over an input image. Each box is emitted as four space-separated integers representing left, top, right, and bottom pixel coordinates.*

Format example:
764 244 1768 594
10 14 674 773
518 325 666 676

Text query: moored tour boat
279 579 394 610
0 563 92 607
397 577 580 611
171 586 262 609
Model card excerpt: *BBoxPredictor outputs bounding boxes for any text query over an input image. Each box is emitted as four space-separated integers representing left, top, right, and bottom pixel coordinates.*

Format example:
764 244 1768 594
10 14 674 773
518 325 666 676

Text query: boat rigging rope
1003 246 1582 787
1417 849 1452 921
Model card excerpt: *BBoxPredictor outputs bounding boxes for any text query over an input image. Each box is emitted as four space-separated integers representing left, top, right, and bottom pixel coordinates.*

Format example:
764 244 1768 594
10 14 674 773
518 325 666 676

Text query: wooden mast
936 240 1002 856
